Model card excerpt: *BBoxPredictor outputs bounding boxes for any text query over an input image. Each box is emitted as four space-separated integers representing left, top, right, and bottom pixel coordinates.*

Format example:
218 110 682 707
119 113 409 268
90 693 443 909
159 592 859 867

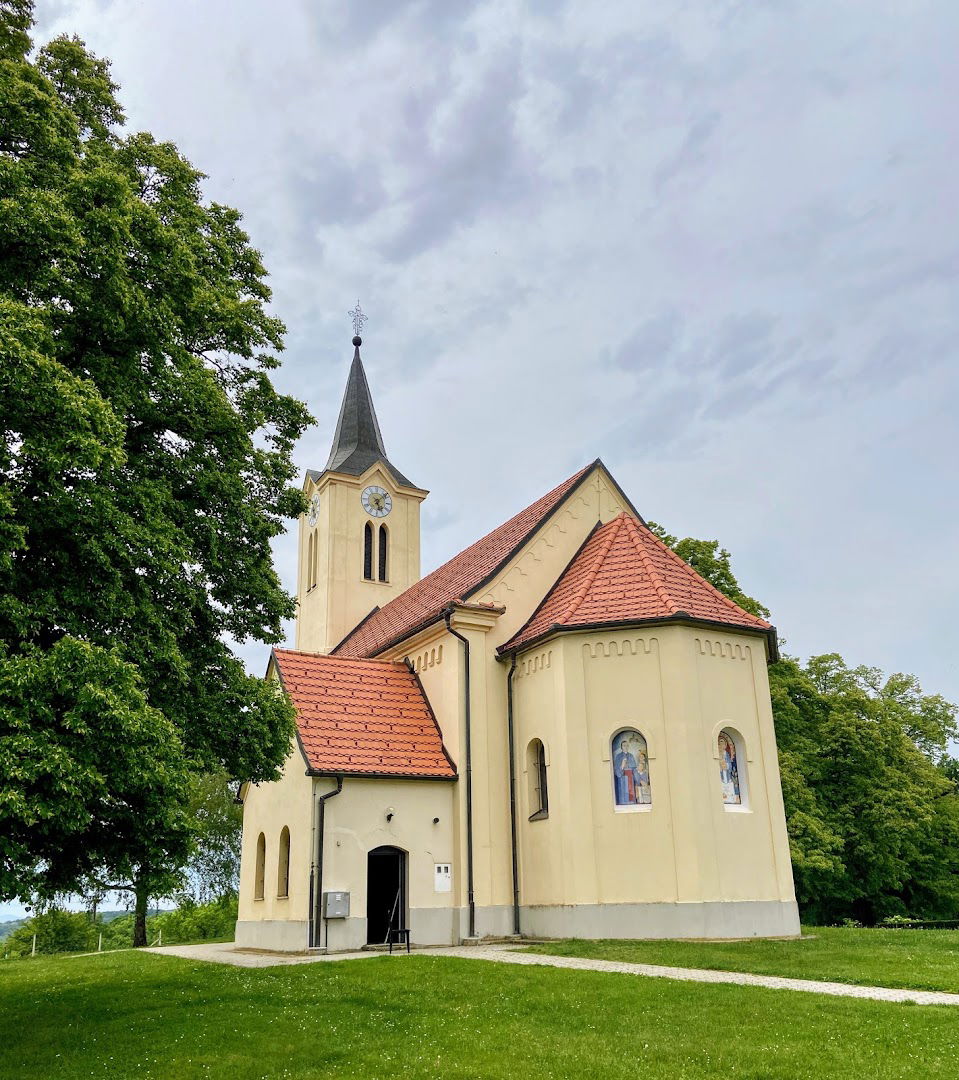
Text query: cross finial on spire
349 301 368 343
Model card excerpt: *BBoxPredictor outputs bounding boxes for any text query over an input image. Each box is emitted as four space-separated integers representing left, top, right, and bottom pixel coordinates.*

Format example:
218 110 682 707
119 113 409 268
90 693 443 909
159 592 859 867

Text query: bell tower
296 319 427 653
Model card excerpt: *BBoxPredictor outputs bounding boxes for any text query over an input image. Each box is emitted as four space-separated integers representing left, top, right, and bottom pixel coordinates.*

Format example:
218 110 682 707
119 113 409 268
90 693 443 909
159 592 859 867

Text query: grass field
1 947 958 1079
526 926 959 993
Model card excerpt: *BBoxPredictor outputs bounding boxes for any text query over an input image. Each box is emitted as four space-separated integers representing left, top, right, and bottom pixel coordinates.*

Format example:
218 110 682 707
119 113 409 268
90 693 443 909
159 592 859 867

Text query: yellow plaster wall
403 632 469 914
320 775 456 949
237 741 315 926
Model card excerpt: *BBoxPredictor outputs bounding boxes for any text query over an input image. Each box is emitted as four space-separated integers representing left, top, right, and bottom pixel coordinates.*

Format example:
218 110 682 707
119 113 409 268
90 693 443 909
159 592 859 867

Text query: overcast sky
9 0 957 923
33 0 959 700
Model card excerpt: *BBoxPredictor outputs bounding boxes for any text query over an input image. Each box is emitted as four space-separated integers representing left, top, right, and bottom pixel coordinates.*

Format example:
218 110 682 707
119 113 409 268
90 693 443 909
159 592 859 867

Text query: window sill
253 896 264 902
723 805 751 814
528 809 549 822
614 804 653 814
276 893 289 900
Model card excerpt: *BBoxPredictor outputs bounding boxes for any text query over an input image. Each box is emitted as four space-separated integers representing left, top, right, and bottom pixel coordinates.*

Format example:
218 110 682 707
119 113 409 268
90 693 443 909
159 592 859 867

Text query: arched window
378 524 389 582
611 729 651 808
718 729 748 808
254 833 266 900
310 529 318 588
277 826 290 898
363 522 373 580
527 739 548 820
306 532 314 591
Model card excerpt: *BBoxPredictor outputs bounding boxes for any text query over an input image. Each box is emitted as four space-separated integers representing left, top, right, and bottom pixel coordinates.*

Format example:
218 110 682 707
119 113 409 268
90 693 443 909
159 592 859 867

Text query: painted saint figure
612 729 651 806
718 730 741 804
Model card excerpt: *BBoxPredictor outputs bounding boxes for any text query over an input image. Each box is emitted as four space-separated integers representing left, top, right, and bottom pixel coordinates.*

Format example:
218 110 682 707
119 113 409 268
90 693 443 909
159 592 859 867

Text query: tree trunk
133 874 149 947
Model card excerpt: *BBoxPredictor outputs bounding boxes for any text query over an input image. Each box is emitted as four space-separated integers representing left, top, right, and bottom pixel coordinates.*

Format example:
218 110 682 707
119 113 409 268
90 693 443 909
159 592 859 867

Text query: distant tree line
2 894 238 959
650 525 959 925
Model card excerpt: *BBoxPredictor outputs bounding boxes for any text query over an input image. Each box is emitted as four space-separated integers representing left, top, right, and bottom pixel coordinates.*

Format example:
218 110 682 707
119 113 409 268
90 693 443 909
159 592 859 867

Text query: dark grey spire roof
322 343 414 488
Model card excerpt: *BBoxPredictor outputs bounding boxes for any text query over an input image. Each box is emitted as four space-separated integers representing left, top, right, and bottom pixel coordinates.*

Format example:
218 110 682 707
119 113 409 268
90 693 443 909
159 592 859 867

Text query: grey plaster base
237 901 799 952
235 919 309 952
460 905 517 940
239 908 462 954
519 900 801 940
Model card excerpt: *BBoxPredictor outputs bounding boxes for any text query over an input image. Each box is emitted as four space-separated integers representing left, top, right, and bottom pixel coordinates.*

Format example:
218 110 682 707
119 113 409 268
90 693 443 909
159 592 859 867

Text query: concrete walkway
143 941 959 1006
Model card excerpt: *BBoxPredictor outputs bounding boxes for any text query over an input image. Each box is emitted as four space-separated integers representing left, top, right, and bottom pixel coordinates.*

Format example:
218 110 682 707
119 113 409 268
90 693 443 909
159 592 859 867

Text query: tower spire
324 307 414 488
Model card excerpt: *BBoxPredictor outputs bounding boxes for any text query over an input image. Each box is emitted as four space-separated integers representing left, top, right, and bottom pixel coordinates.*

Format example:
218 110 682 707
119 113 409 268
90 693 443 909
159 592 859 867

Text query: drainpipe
445 609 475 939
506 653 521 936
311 774 343 949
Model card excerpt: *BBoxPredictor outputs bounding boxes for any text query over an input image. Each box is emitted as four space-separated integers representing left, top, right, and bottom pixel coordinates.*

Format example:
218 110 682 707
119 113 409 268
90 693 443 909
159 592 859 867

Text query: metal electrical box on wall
324 891 350 918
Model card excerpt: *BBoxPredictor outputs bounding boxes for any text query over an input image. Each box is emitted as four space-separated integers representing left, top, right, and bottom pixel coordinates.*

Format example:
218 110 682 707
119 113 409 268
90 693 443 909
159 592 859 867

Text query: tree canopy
0 2 308 939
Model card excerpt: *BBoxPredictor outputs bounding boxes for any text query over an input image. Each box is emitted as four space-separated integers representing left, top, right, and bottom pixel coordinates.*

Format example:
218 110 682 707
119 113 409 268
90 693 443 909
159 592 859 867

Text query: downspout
311 774 343 949
505 653 521 936
445 609 476 939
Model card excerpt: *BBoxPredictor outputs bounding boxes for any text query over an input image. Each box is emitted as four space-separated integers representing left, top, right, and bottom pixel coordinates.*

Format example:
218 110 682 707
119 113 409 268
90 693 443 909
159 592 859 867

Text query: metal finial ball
352 335 362 347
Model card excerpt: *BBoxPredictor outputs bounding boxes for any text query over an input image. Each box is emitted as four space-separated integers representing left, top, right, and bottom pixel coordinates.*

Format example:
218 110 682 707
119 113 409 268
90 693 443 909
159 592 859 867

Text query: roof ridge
621 513 679 614
558 515 625 626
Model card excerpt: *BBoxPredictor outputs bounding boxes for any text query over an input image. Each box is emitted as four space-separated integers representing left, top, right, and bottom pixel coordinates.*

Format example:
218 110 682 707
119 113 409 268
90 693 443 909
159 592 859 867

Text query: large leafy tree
0 3 308 942
652 522 959 923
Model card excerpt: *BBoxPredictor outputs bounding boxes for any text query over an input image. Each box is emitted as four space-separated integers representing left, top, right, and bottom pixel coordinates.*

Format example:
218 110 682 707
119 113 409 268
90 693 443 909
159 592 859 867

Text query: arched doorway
366 846 406 945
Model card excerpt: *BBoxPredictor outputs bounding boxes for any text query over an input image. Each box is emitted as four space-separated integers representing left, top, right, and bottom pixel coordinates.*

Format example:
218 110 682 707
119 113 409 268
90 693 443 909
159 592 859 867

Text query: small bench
387 927 411 954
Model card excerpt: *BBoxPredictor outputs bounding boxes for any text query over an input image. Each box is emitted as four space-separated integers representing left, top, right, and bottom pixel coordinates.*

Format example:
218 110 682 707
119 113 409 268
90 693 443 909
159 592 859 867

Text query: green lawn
525 926 959 993
0 949 957 1079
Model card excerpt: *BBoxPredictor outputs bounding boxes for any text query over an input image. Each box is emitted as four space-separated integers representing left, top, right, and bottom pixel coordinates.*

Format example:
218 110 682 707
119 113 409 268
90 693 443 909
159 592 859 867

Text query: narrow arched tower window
306 532 313 591
378 524 388 582
277 826 290 898
527 739 548 820
254 833 266 900
363 522 373 580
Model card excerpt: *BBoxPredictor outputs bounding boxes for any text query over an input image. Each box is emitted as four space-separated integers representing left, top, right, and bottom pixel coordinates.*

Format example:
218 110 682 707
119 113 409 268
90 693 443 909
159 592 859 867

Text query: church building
236 330 800 952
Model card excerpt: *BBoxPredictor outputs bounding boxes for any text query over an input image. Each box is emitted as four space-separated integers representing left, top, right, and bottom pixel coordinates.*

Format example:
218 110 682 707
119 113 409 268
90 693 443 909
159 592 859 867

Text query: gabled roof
317 344 414 489
272 650 455 779
333 461 597 658
500 512 774 654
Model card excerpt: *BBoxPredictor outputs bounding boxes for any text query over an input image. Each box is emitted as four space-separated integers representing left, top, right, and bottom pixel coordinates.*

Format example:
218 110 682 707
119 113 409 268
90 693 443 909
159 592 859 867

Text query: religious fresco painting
612 729 651 806
718 730 742 805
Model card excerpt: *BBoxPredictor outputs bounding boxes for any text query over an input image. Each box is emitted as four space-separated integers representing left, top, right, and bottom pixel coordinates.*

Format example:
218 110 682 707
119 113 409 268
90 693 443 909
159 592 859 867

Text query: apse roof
332 461 599 658
272 650 456 780
500 512 775 654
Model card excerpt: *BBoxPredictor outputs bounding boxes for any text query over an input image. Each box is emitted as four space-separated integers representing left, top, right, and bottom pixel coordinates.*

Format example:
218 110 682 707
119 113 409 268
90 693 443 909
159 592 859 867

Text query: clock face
361 485 392 518
307 492 321 526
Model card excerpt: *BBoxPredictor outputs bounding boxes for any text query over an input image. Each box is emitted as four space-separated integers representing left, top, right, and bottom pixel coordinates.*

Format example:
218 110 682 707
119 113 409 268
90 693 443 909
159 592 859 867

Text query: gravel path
143 941 959 1005
440 946 959 1006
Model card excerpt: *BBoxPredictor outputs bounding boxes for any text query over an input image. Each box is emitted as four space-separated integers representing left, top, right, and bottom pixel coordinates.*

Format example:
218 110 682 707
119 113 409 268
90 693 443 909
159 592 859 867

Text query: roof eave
498 615 779 661
305 768 457 782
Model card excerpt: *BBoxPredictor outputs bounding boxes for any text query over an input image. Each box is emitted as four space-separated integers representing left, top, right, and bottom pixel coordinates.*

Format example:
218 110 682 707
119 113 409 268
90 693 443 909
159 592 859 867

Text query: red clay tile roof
333 462 596 658
273 650 456 779
501 513 773 653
